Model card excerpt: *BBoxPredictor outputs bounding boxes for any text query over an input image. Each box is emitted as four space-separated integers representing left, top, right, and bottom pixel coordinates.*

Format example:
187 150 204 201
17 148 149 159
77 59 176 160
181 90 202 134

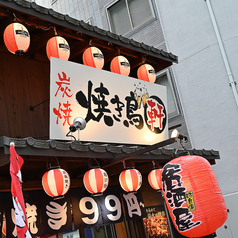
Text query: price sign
71 186 124 228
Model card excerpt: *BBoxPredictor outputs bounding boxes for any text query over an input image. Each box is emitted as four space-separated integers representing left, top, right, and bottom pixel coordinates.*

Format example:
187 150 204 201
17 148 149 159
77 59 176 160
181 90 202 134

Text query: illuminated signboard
50 58 168 144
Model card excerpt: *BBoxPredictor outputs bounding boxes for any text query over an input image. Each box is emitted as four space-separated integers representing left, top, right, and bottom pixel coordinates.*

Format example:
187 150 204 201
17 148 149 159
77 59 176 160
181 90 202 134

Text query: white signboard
50 58 168 145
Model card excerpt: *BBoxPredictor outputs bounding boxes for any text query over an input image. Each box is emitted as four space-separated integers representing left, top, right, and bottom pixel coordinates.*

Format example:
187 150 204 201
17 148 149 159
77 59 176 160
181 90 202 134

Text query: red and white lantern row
42 167 70 198
46 35 70 61
110 55 130 76
3 24 158 83
137 64 156 83
162 154 227 237
83 46 104 69
148 167 162 191
83 168 109 196
3 22 30 55
119 168 142 193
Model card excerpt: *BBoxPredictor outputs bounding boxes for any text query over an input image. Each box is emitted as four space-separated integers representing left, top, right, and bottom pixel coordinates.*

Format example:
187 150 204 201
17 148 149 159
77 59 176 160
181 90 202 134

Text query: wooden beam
25 29 55 57
101 138 176 168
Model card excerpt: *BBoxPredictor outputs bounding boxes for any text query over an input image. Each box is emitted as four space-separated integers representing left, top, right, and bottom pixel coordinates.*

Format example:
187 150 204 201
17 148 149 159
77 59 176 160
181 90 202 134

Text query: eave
0 0 178 78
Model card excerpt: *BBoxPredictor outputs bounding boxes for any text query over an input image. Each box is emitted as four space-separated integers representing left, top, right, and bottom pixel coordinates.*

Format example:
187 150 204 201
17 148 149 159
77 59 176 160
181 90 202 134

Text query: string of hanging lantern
2 12 158 83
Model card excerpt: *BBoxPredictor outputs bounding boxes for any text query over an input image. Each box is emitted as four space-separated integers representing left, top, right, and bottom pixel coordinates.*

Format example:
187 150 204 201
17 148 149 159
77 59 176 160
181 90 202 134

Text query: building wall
35 0 103 26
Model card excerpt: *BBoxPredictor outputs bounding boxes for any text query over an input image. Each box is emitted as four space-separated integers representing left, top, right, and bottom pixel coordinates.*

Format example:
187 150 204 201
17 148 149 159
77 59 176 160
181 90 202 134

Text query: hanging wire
152 160 161 169
9 11 55 31
128 159 135 168
175 138 180 154
88 158 100 169
116 47 121 55
122 160 134 169
142 56 146 64
152 160 156 169
122 160 126 169
175 138 187 154
12 12 17 22
47 157 60 169
54 27 57 35
66 131 76 142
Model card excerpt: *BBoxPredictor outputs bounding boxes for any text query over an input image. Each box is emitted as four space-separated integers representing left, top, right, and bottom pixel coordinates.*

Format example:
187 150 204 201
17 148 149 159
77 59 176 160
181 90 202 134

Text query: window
155 70 178 118
108 0 154 35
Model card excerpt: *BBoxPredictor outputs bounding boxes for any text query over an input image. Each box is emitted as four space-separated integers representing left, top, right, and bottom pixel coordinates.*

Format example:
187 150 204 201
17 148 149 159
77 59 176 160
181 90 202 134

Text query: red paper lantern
137 64 156 83
83 168 109 196
83 46 104 69
46 35 70 60
42 167 70 198
3 22 30 55
162 153 227 237
148 168 162 191
110 55 130 76
119 168 142 192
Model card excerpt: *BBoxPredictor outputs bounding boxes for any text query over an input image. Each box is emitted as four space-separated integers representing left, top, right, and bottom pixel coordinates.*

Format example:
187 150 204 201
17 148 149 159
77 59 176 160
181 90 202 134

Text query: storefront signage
1 186 146 237
50 58 168 144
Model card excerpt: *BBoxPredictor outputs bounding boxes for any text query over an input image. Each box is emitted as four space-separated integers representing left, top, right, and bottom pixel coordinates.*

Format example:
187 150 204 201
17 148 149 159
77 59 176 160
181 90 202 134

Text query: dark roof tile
64 14 80 26
94 26 107 36
130 39 141 48
119 35 130 44
0 137 220 164
48 8 65 20
0 0 178 63
30 2 49 14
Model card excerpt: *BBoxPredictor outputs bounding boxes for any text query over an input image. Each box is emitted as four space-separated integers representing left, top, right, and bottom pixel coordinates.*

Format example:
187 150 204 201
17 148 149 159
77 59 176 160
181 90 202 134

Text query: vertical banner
9 144 31 238
5 191 42 238
5 190 72 237
122 190 146 221
3 186 147 235
41 193 72 236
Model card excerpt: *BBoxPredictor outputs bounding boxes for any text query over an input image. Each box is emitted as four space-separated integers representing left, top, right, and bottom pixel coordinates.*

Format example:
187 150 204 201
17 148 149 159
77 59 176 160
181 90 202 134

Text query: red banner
10 143 31 238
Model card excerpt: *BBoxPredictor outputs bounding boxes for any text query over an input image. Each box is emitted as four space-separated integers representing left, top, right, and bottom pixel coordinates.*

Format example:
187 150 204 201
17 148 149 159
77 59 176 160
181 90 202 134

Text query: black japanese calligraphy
162 163 201 232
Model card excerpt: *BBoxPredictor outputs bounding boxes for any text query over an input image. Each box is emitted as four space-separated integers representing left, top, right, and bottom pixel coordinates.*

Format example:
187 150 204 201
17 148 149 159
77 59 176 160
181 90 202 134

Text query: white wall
216 193 238 237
